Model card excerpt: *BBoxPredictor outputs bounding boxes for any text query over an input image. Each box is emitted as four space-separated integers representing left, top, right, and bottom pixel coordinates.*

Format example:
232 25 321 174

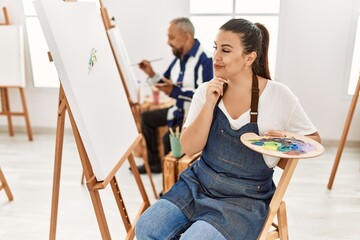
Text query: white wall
276 0 360 141
0 0 359 142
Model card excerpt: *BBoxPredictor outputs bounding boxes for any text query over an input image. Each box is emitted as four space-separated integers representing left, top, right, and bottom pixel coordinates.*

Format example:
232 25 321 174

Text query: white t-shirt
183 80 317 168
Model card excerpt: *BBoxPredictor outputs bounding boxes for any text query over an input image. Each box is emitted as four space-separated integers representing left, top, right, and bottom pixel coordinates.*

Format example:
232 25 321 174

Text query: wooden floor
0 129 359 240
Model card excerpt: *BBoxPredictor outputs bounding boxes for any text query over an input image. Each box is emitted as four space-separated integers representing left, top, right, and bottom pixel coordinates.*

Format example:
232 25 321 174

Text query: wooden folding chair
0 167 14 201
258 158 299 240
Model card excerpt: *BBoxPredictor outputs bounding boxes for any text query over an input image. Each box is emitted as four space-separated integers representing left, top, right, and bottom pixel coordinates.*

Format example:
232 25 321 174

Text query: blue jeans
136 199 226 240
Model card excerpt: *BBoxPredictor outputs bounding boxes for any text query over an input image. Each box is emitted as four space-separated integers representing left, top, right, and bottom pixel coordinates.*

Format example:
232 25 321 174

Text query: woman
136 18 321 240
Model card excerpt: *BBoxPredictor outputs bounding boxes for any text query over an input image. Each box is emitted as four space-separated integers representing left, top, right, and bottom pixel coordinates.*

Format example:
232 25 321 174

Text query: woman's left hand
264 130 286 137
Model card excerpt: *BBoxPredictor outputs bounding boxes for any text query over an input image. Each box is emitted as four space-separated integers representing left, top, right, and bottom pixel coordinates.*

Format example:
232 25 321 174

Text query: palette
240 131 324 158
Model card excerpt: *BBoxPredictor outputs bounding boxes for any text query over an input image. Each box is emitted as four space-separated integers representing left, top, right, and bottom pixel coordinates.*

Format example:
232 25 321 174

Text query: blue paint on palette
249 137 316 155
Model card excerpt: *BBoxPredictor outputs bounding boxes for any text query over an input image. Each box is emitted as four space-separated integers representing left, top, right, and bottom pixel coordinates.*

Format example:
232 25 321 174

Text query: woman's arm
180 77 228 156
305 131 321 143
180 101 215 156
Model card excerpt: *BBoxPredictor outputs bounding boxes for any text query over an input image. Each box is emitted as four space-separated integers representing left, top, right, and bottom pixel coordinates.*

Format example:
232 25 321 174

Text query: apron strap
250 74 259 123
215 74 259 123
215 82 228 106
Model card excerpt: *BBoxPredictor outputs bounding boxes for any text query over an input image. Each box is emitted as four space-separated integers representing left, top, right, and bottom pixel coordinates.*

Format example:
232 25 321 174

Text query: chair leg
277 201 288 240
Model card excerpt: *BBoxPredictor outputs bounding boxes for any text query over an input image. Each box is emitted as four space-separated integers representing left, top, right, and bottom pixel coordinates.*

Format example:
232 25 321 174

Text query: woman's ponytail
253 23 271 80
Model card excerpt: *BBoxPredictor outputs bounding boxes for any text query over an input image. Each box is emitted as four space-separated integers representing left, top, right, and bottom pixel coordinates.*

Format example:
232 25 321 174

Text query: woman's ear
246 51 257 66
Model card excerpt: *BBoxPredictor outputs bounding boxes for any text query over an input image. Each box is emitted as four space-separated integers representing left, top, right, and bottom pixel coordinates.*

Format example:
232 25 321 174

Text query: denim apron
163 75 276 240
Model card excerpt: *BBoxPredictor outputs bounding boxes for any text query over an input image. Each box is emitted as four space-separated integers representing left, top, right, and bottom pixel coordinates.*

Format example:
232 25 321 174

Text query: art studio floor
0 129 359 240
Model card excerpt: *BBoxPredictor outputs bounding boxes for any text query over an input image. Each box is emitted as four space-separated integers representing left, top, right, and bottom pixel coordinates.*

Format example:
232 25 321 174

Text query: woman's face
213 30 248 80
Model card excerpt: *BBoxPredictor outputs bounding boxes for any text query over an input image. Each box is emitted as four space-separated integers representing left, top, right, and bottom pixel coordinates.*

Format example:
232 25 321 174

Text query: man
136 17 213 174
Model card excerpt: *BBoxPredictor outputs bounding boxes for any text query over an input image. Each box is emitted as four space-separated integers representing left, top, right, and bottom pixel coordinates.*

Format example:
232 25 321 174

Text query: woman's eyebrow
220 44 233 48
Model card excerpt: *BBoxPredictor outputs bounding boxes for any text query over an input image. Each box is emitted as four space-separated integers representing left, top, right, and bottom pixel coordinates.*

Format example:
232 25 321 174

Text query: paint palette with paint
240 131 324 159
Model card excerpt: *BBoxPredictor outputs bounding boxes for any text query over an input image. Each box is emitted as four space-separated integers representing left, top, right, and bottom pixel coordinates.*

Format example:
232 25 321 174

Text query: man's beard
171 46 183 58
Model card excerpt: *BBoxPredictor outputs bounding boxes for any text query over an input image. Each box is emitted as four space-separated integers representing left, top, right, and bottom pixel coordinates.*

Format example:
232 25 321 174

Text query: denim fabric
163 107 276 240
135 199 225 240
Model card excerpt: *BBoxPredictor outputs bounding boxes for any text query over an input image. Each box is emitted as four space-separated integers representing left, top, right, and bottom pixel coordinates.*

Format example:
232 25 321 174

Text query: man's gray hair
170 17 195 37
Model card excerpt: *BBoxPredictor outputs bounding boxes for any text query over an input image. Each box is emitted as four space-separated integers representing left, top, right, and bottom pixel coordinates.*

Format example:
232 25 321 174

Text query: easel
328 74 360 189
0 7 33 141
0 7 10 26
49 84 150 240
96 2 158 199
0 167 13 201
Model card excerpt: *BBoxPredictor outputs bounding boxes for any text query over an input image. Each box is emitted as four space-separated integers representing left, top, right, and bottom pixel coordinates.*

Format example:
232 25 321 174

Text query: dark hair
219 18 271 80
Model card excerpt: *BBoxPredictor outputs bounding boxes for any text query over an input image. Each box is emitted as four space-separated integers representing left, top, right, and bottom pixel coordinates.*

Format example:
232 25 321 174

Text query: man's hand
139 60 155 77
155 77 174 96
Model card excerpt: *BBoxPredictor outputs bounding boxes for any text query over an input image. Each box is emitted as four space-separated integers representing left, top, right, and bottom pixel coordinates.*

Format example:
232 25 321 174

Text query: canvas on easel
35 0 139 180
0 25 25 87
101 5 159 199
34 0 150 239
107 26 139 105
0 8 33 141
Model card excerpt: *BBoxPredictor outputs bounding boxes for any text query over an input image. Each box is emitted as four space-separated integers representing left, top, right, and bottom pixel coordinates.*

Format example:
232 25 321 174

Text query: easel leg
50 86 112 239
110 177 131 232
108 153 152 238
49 91 67 240
0 167 14 201
87 187 111 240
81 170 85 185
0 88 14 137
141 142 159 199
66 98 111 240
132 104 158 199
19 88 33 141
328 76 360 189
128 152 151 207
124 152 151 239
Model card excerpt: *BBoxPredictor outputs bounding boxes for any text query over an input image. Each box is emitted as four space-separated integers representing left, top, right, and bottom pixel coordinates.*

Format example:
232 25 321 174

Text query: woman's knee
136 202 163 239
135 213 151 239
136 199 189 239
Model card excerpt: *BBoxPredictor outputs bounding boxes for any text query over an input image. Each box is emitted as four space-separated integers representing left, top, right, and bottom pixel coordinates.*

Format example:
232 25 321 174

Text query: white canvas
34 0 139 181
107 27 139 104
0 26 25 87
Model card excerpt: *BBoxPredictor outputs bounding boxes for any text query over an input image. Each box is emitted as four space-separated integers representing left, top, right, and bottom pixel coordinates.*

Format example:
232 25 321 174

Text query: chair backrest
257 158 299 240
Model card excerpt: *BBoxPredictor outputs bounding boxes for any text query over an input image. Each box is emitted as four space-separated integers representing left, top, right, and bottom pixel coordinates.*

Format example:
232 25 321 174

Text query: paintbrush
175 126 180 138
131 58 163 66
169 127 175 137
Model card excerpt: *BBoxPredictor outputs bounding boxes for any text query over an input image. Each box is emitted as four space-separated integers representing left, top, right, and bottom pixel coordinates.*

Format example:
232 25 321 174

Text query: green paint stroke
249 137 316 155
88 48 97 73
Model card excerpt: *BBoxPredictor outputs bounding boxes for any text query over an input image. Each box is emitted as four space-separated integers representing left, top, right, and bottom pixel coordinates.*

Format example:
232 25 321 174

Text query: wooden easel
0 87 33 141
0 7 33 141
328 74 360 189
0 7 10 26
0 167 13 201
96 2 158 199
50 85 150 240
